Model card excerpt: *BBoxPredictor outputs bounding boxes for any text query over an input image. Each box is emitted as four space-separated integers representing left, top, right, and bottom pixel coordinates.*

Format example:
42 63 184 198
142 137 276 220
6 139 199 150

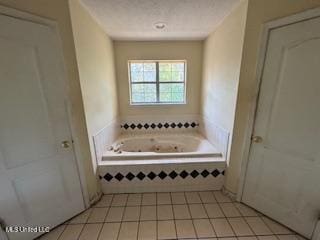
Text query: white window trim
128 60 187 105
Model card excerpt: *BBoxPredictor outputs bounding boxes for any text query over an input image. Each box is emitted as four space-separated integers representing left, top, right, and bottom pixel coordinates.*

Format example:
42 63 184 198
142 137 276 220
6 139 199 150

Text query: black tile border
100 169 225 182
120 121 199 130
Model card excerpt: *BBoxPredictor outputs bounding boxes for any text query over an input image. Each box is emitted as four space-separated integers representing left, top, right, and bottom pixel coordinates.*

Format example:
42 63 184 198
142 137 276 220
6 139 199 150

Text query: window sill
130 102 187 106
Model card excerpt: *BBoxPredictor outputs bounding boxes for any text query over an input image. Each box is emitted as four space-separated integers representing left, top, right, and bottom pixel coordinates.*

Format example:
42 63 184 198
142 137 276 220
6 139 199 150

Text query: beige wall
69 0 118 174
227 0 320 194
0 0 98 202
201 0 248 159
114 41 203 117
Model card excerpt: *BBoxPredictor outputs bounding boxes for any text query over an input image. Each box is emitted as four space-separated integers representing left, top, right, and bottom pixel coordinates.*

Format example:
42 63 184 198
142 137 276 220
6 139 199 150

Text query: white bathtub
98 133 225 193
101 133 222 164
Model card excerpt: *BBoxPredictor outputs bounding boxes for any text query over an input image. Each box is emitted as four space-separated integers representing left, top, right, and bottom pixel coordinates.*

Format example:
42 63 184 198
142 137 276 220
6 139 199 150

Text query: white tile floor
38 191 305 240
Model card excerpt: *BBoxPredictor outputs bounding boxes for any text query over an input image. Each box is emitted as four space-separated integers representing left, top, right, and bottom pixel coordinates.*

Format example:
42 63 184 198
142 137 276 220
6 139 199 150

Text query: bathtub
98 133 226 193
102 133 222 164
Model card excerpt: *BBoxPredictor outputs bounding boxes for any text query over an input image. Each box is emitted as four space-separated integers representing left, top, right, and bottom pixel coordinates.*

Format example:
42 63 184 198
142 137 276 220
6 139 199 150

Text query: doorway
241 9 320 238
0 10 85 240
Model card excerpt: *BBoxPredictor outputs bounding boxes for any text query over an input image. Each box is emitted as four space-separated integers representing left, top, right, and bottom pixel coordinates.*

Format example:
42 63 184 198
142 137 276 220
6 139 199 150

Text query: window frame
128 60 187 105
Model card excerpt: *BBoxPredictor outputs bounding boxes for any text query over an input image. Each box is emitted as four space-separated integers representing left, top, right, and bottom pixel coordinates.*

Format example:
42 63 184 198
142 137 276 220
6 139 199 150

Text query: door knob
251 136 263 143
61 140 71 148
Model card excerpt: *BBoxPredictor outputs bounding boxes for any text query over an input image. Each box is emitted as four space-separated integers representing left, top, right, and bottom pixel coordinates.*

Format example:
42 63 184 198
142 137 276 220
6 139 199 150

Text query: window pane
131 83 156 103
144 63 156 71
131 71 143 82
130 63 143 72
159 62 185 82
159 92 172 102
159 63 171 71
172 63 184 71
130 62 156 82
131 93 144 103
172 92 184 102
171 71 184 82
159 83 184 102
129 61 186 104
144 71 156 82
159 71 171 81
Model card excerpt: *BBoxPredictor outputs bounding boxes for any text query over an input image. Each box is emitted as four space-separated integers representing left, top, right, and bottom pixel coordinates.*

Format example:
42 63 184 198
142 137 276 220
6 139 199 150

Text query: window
128 60 186 104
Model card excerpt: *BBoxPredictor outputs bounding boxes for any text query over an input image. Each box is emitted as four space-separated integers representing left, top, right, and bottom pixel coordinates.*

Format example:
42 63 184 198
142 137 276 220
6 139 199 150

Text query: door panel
266 38 320 157
243 16 320 238
0 38 56 169
0 14 84 240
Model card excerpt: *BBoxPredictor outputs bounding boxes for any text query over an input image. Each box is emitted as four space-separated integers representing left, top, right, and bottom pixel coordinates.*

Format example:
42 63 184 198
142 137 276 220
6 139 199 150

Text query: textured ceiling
80 0 240 40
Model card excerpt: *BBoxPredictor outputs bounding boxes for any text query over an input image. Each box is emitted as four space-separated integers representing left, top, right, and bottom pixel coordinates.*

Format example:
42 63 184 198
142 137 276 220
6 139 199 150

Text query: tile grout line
116 194 129 240
241 214 274 238
189 191 201 239
233 200 299 238
96 194 115 240
80 216 296 224
155 193 159 240
215 195 279 239
220 195 274 238
76 224 86 240
136 194 142 240
101 194 113 223
171 192 178 240
94 223 104 240
259 215 297 237
236 203 260 238
52 224 67 240
223 202 243 238
200 191 218 239
73 201 96 240
211 190 228 238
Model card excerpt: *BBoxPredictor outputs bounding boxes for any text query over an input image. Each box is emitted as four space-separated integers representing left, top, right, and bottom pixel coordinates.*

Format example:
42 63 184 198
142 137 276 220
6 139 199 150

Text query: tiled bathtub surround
93 115 229 163
95 115 229 195
39 191 301 240
120 121 199 130
93 118 120 162
119 115 200 133
199 116 230 159
99 162 225 193
100 169 225 182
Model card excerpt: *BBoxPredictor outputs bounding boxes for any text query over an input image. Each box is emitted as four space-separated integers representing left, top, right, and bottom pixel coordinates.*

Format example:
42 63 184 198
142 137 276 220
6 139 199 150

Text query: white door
0 14 85 240
242 16 320 238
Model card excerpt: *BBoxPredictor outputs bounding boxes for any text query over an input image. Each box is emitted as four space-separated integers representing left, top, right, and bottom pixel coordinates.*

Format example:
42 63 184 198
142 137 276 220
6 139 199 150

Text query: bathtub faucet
113 142 123 152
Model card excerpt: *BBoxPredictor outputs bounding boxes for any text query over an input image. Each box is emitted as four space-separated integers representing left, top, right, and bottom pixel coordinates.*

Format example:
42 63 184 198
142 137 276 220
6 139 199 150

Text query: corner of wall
68 0 119 204
199 0 249 195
